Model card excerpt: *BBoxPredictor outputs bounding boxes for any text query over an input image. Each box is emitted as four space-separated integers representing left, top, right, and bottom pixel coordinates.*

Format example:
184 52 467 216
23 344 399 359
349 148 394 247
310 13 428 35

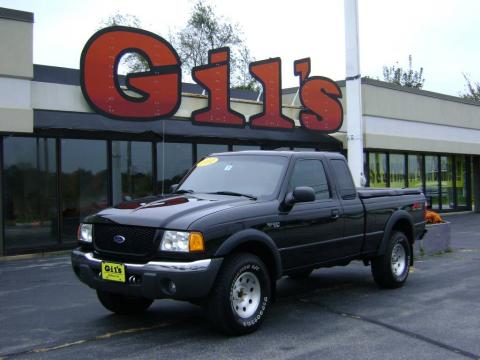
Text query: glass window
289 160 330 200
178 154 288 198
232 145 261 151
196 144 228 161
3 137 58 250
368 152 387 187
111 141 153 205
440 156 454 210
61 139 108 242
331 159 356 192
425 155 439 209
389 154 406 188
157 142 193 194
408 155 423 189
455 155 468 207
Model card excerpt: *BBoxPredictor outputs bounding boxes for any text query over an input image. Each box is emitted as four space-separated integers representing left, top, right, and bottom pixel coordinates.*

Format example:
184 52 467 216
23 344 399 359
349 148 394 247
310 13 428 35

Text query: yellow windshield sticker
197 157 218 167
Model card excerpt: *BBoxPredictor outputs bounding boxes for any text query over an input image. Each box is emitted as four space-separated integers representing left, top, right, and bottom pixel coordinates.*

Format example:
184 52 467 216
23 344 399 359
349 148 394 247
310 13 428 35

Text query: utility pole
344 0 365 187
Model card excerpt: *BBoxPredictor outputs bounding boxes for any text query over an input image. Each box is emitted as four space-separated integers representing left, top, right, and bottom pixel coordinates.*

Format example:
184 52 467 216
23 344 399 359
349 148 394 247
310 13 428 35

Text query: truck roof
208 150 346 160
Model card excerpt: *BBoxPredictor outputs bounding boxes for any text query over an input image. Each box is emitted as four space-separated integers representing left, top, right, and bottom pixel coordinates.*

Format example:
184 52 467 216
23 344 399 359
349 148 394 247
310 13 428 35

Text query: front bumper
71 249 223 300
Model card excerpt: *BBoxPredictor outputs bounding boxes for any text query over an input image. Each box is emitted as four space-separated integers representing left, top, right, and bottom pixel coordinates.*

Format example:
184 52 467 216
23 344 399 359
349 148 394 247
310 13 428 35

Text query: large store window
455 156 468 207
3 137 58 251
407 154 423 189
157 142 193 194
440 156 454 209
196 144 228 161
111 141 153 205
389 154 406 188
425 155 439 209
61 139 108 242
368 152 387 187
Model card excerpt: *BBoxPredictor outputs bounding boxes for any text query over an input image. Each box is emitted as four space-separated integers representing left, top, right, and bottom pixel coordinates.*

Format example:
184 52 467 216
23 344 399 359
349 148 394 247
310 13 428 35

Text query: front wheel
371 231 411 289
206 253 271 335
96 290 153 315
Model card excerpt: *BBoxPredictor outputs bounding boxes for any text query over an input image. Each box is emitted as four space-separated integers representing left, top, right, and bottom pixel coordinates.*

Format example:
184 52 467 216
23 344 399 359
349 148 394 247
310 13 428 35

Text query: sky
0 0 479 96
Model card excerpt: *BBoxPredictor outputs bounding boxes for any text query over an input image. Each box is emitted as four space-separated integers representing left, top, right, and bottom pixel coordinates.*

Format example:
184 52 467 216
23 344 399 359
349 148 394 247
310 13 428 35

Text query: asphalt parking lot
0 212 479 360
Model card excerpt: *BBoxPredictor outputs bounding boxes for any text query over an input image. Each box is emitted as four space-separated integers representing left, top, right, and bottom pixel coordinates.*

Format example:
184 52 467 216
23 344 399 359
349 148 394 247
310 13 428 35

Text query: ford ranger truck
71 151 426 335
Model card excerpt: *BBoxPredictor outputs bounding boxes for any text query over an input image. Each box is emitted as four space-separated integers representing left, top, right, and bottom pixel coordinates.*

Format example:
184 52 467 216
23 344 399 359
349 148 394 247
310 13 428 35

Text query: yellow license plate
101 262 125 283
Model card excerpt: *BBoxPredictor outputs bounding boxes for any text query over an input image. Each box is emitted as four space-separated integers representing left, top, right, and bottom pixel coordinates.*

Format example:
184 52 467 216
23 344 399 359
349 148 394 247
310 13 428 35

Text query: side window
331 159 356 198
289 159 330 200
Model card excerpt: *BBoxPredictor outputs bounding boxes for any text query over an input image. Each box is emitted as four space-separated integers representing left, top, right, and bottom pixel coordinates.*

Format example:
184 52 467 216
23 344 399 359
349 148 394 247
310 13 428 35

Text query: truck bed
357 188 423 199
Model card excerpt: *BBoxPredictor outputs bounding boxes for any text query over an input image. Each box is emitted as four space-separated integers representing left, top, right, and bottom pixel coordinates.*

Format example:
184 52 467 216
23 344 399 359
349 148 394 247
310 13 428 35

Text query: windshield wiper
175 189 194 194
208 191 257 200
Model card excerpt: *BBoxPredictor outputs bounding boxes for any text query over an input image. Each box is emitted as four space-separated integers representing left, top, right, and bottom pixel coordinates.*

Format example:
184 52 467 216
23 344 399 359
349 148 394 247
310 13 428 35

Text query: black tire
96 290 153 315
288 268 314 280
206 253 271 335
371 231 411 289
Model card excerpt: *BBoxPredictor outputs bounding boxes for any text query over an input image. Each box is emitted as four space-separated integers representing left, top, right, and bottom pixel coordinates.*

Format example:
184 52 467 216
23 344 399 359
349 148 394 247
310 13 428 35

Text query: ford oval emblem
113 235 126 244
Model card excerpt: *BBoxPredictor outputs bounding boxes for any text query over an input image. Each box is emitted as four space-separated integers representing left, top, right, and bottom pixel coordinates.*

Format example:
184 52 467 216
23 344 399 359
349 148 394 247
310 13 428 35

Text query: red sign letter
191 47 245 127
80 26 181 120
294 58 343 132
249 58 294 130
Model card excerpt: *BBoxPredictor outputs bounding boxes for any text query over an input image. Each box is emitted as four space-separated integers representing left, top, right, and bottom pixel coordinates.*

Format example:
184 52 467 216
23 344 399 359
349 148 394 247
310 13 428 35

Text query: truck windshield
177 155 288 199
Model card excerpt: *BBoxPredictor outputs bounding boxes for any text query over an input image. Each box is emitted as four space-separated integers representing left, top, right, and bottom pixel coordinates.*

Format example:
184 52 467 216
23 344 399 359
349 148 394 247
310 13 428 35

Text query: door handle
331 209 340 219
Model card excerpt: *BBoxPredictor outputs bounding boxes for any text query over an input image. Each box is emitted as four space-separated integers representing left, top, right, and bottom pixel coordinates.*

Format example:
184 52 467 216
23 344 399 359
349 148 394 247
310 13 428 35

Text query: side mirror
285 186 315 206
169 184 179 193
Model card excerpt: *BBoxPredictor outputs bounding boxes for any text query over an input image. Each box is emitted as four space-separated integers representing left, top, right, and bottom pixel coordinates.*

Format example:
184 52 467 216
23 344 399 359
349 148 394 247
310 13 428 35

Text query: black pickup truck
72 151 426 335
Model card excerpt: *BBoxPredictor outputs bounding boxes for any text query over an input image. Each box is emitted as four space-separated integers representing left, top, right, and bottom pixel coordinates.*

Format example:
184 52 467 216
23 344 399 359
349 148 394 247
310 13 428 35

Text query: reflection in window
441 156 454 209
232 145 261 151
369 152 387 187
293 147 315 152
389 154 406 188
157 142 193 194
61 139 108 242
196 144 228 161
408 155 423 189
3 137 58 250
289 160 330 200
425 155 439 209
455 156 468 207
111 141 153 205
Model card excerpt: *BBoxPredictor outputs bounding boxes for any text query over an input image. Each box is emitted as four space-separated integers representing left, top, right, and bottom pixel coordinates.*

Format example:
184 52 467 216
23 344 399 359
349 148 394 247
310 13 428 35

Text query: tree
382 55 425 89
460 73 480 102
98 13 149 73
172 1 256 90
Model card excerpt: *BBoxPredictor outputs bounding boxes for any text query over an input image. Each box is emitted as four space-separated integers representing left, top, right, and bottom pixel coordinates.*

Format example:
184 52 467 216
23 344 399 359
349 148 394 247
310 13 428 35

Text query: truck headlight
160 231 205 252
78 223 93 243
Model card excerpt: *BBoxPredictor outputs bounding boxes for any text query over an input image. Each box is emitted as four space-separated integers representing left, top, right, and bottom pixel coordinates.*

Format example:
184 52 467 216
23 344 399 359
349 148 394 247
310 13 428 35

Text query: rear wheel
206 253 271 335
371 231 411 289
96 290 153 315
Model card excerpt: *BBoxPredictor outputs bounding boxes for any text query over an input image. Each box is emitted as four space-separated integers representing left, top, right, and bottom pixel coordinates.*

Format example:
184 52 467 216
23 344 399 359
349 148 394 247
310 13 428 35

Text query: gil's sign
80 26 343 133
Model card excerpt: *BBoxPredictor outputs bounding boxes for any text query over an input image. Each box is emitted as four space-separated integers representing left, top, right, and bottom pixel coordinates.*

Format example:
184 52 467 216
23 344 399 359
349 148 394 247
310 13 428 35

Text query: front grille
93 224 158 258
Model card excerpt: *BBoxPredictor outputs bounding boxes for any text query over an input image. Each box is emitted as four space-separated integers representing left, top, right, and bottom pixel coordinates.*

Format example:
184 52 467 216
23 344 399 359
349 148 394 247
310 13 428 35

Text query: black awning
34 110 342 149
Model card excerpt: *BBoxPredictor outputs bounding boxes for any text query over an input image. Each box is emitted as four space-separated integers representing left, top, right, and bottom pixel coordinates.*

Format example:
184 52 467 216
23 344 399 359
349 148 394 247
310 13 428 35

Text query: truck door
278 158 344 270
328 158 365 255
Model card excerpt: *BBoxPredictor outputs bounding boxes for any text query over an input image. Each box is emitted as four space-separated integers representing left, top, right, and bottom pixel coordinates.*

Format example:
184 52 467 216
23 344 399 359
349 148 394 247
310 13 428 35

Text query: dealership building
1 7 480 255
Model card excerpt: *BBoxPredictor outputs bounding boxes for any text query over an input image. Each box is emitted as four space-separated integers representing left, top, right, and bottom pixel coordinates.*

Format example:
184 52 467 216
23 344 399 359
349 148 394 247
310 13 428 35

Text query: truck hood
85 194 252 229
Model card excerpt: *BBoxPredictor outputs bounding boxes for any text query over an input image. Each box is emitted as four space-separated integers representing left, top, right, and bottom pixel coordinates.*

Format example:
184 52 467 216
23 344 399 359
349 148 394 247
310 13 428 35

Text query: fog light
168 280 176 294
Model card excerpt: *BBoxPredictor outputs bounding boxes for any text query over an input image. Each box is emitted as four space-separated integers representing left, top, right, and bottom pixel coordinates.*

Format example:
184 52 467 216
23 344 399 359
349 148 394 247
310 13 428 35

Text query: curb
0 250 71 262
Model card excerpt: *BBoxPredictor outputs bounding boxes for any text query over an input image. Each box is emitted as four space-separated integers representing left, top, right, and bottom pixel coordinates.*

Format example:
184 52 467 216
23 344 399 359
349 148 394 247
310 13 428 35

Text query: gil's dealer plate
101 261 125 283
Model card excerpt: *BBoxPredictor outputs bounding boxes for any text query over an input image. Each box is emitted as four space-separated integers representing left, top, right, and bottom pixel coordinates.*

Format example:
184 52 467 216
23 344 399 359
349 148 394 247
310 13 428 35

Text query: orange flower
424 210 444 224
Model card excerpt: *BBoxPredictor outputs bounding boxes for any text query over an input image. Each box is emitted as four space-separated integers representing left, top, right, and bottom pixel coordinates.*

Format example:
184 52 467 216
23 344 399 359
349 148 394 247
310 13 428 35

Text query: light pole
344 0 365 187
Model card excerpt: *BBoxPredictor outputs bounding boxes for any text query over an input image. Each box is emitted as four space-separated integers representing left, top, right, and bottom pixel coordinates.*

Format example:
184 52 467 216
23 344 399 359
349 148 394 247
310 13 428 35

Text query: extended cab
71 151 426 335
